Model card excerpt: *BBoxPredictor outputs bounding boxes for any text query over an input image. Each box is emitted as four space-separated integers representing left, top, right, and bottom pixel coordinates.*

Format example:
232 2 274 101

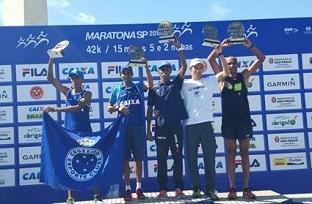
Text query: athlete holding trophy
44 41 102 204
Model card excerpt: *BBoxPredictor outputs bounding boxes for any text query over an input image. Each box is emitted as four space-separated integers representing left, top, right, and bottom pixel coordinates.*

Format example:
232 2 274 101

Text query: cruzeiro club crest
65 147 103 181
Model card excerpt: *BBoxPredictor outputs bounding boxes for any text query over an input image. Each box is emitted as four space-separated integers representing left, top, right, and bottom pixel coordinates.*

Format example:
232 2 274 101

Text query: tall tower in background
3 0 48 26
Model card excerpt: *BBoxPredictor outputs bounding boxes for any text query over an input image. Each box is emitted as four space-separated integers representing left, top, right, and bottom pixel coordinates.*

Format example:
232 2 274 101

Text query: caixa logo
62 67 95 76
149 64 177 73
149 144 156 152
23 171 40 181
22 68 47 77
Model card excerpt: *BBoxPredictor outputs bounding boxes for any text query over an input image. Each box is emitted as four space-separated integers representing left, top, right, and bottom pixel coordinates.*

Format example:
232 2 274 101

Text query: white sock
136 182 142 190
125 185 131 191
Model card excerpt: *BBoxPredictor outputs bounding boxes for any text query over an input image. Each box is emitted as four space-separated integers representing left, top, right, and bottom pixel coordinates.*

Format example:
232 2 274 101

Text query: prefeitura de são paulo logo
65 147 103 181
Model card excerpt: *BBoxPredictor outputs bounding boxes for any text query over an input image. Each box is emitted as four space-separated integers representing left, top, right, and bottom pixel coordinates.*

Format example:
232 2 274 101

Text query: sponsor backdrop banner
0 17 312 203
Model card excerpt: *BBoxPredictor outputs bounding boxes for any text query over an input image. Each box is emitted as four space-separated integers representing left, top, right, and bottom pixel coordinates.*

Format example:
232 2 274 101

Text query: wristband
248 44 254 49
177 47 184 51
217 52 223 57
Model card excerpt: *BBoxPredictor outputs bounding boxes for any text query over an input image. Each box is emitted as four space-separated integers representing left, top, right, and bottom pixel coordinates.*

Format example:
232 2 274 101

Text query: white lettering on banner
19 167 42 186
16 31 49 48
59 63 98 80
0 169 15 187
268 132 305 150
305 93 312 108
301 53 312 70
248 95 262 111
16 64 49 81
0 86 13 103
265 93 301 110
234 154 267 172
303 73 312 89
283 27 299 34
65 147 103 181
17 105 57 123
270 152 307 170
0 148 14 166
263 54 298 71
0 65 12 82
266 113 303 130
85 31 149 41
19 146 41 165
18 126 42 144
0 127 14 145
0 106 13 124
263 74 300 91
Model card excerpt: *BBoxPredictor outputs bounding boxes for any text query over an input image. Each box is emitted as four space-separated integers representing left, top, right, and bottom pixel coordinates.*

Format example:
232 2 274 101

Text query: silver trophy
202 24 220 47
227 22 246 44
158 21 175 43
128 45 145 65
47 40 69 58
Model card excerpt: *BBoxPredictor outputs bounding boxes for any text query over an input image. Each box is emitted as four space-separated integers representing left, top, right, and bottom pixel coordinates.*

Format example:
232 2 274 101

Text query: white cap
189 58 207 72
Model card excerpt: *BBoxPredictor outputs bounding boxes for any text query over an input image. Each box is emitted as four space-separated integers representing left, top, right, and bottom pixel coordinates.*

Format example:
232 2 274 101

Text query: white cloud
77 12 96 24
210 3 230 17
48 0 71 8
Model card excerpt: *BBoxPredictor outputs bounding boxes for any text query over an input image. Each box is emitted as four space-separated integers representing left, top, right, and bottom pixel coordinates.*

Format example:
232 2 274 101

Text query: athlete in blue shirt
147 37 188 200
43 57 101 204
107 58 153 201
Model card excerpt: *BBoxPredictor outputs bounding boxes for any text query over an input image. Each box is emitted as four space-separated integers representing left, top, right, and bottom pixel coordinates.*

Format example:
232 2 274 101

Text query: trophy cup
47 40 69 58
128 45 145 65
202 24 220 47
227 22 246 44
158 21 175 43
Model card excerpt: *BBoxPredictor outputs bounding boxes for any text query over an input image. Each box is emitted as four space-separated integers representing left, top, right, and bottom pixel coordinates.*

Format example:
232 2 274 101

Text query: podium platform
55 190 294 204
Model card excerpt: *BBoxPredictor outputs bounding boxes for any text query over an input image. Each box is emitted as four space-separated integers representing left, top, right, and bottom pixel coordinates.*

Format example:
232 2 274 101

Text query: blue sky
0 0 311 25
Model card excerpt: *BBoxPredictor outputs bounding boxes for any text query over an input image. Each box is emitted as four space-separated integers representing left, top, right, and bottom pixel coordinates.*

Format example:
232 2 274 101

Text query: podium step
54 190 293 204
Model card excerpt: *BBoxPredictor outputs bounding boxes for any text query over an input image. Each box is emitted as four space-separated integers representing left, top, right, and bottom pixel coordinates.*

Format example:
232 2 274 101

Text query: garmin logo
85 31 148 41
267 78 296 87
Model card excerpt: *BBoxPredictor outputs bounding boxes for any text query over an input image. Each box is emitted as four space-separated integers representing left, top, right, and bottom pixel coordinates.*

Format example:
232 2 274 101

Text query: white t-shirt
181 75 219 126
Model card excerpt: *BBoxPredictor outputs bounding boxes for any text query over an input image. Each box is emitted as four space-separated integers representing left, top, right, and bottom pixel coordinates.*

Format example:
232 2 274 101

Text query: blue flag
40 113 126 191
